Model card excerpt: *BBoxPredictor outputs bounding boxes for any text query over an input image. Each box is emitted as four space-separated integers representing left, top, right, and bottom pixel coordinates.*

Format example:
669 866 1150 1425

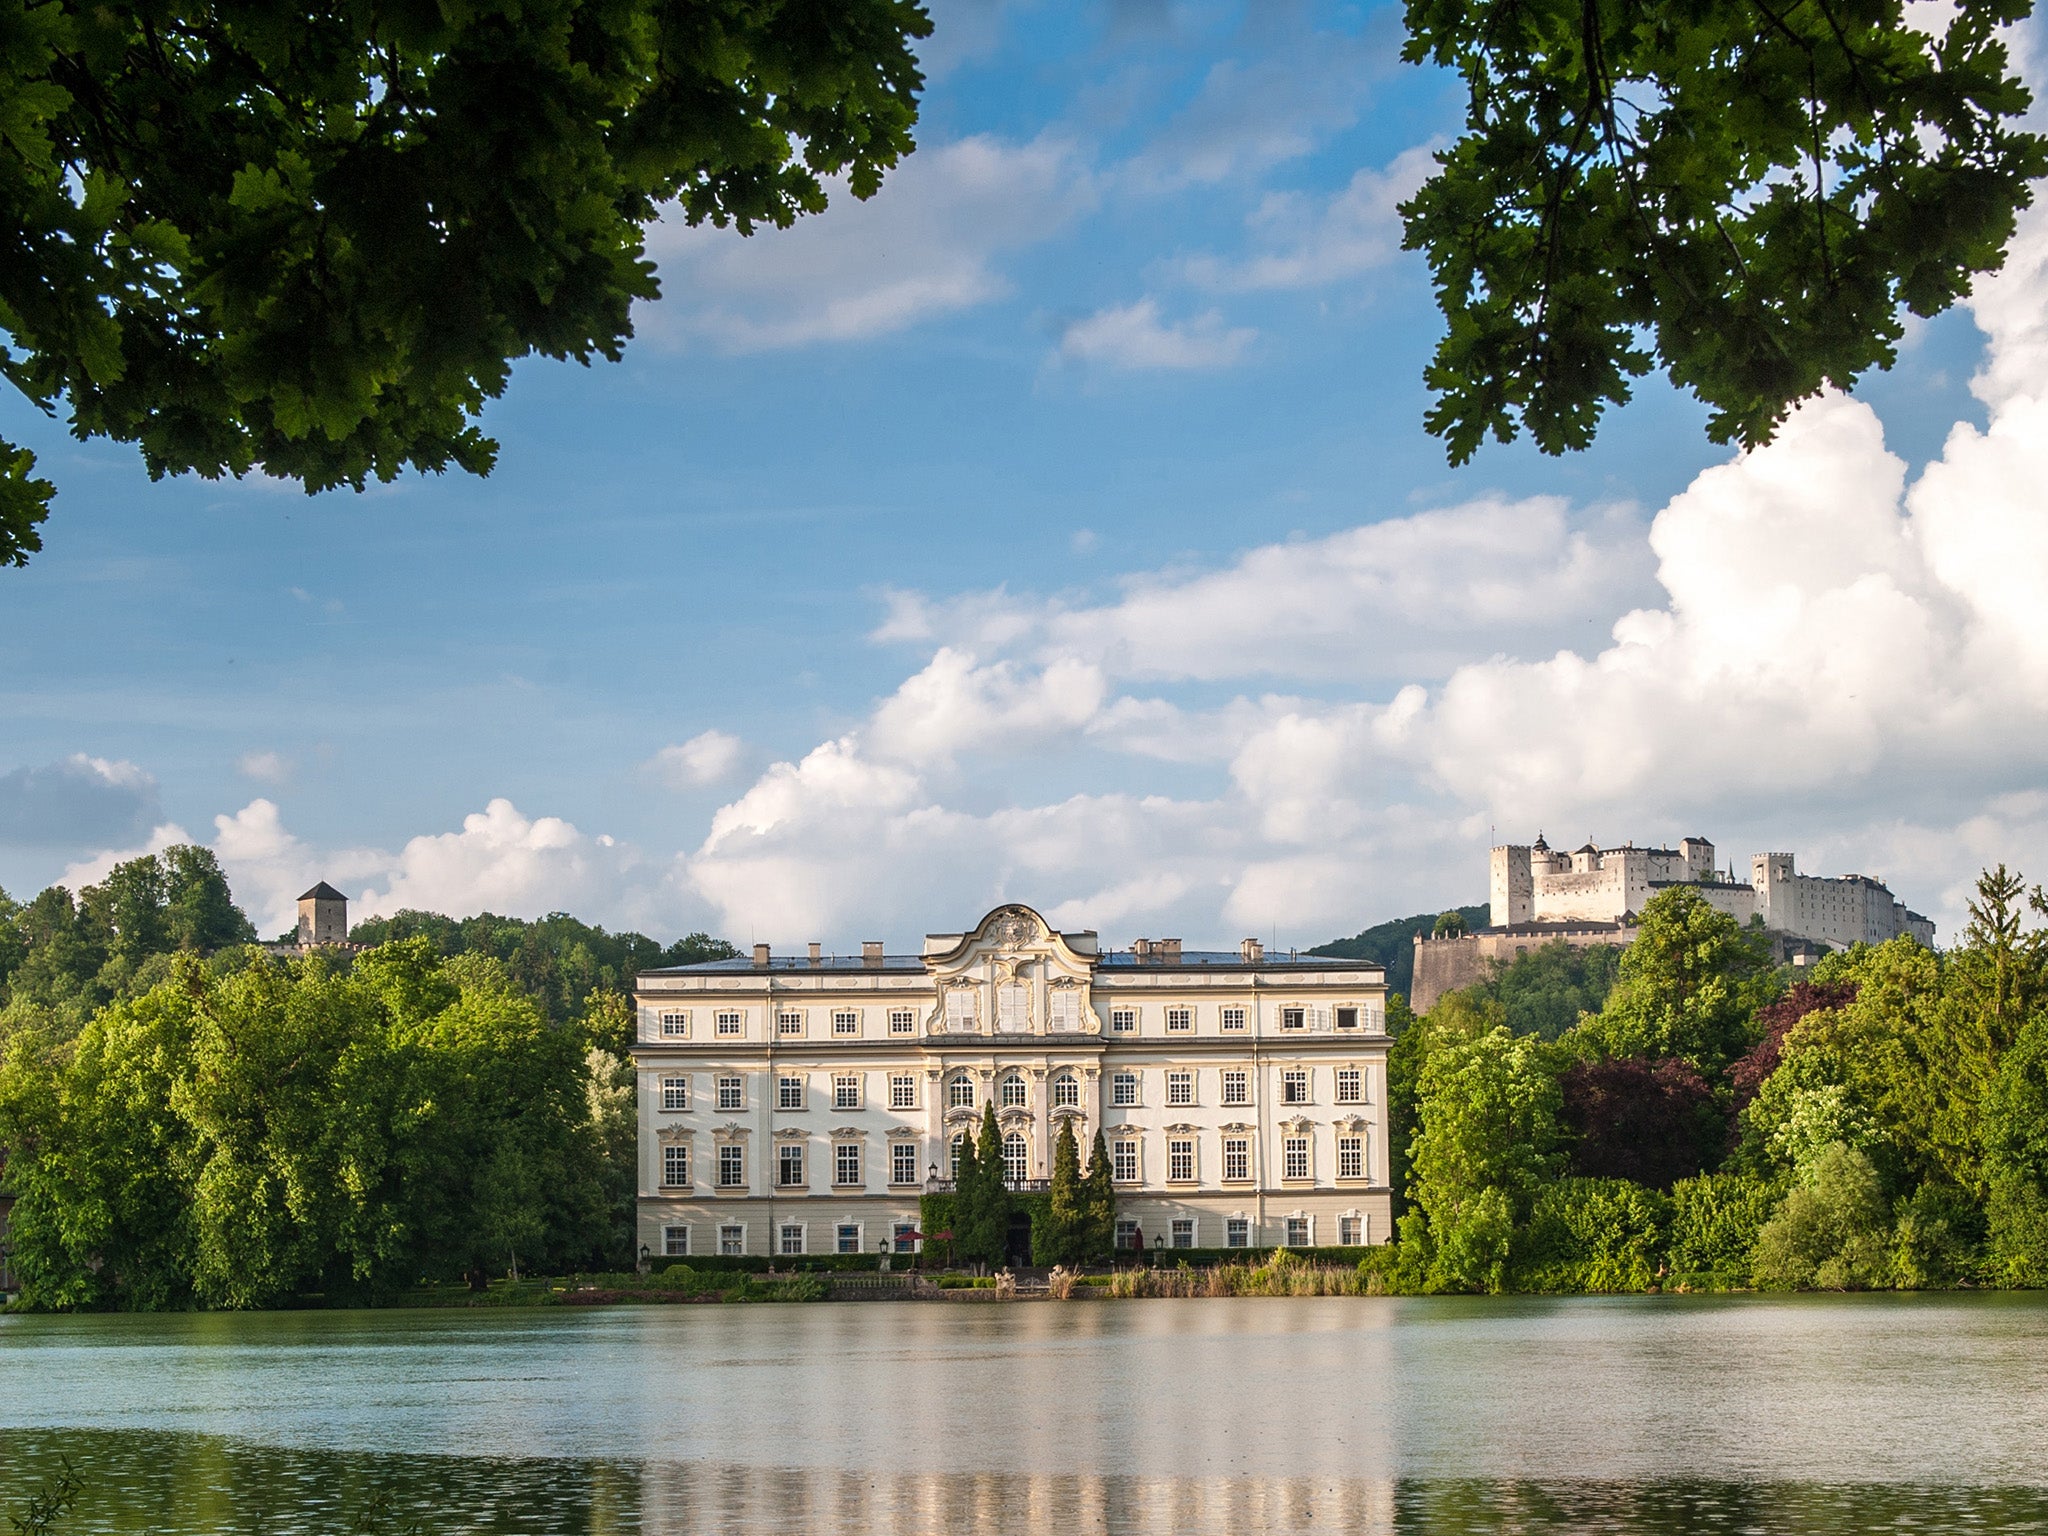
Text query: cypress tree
1084 1129 1118 1263
959 1101 1012 1267
1043 1118 1085 1266
949 1128 980 1269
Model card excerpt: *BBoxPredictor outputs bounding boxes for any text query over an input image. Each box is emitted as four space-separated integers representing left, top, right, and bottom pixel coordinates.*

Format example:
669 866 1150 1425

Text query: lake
5 1293 2048 1534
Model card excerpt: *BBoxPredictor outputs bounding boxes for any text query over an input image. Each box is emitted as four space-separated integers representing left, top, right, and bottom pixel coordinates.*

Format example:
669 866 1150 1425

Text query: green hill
1310 903 1489 1001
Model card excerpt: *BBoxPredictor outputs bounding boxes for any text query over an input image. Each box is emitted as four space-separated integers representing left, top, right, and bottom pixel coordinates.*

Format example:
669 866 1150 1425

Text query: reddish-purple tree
1729 980 1860 1108
1559 1057 1722 1189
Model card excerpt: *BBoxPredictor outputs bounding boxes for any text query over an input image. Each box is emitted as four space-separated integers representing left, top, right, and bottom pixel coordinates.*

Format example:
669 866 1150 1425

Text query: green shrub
1668 1171 1779 1286
1752 1143 1893 1289
1517 1177 1671 1292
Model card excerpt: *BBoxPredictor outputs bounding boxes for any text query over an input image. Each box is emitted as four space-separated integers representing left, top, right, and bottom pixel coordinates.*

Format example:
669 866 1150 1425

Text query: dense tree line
1382 872 2048 1292
344 908 734 1037
928 1109 1115 1271
0 848 256 1041
0 863 741 1308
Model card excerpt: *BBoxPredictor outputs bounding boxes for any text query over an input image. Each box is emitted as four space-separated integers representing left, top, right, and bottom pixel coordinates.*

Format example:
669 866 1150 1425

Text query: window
1053 1073 1079 1108
780 1224 805 1256
1282 1069 1310 1105
1226 1217 1250 1248
716 1010 744 1037
1339 1135 1365 1180
948 1074 975 1109
778 1143 805 1187
1339 1215 1363 1245
1115 1219 1141 1251
1112 1140 1139 1183
1283 1136 1311 1181
717 1075 744 1111
1000 1074 1026 1108
1171 1218 1195 1248
833 1009 859 1036
662 1225 689 1257
890 1074 916 1110
945 989 977 1030
1168 1138 1194 1182
1221 1069 1249 1106
1336 1006 1359 1031
1280 1007 1306 1031
834 1075 861 1111
661 1076 689 1111
779 1075 805 1111
1336 1068 1362 1105
890 1009 917 1035
892 1142 919 1186
662 1144 690 1188
950 1132 968 1177
1224 1137 1250 1182
719 1223 744 1256
1220 1007 1247 1032
837 1223 861 1254
1112 1071 1139 1107
777 1009 804 1036
659 1009 689 1038
1166 1070 1193 1107
718 1144 745 1187
998 981 1030 1032
1003 1132 1029 1185
894 1220 918 1253
1285 1216 1311 1248
1049 989 1080 1031
835 1142 862 1187
1166 1006 1193 1033
1110 1007 1137 1034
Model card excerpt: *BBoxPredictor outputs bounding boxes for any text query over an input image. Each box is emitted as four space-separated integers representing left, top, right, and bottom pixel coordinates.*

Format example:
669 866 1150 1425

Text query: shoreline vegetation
5 853 2048 1309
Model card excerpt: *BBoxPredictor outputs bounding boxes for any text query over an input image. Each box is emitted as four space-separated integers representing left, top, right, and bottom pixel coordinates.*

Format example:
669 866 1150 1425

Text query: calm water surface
5 1293 2048 1534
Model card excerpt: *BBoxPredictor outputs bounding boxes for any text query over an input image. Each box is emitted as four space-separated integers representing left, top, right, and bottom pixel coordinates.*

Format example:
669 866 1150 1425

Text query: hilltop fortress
1411 834 1934 1011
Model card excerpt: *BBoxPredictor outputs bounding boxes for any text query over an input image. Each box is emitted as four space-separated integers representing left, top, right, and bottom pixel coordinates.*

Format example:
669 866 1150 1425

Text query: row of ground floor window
652 1210 1372 1259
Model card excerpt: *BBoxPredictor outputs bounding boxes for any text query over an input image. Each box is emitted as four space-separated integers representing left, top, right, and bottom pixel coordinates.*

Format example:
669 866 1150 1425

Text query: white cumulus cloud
1058 298 1256 370
650 731 745 789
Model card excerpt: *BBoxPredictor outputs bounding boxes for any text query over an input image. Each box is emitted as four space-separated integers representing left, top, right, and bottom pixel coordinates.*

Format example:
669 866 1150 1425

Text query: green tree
1401 0 2047 464
1469 940 1623 1041
1037 1117 1086 1267
949 1102 1010 1268
1410 1025 1565 1292
1083 1129 1117 1264
1432 910 1469 938
161 846 257 952
1952 865 2048 1052
1577 887 1775 1075
1750 1142 1893 1290
0 0 932 567
1982 1008 2048 1285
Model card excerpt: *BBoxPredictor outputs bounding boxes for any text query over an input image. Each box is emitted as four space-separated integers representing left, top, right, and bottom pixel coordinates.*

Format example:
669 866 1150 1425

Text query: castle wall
1410 924 1636 1014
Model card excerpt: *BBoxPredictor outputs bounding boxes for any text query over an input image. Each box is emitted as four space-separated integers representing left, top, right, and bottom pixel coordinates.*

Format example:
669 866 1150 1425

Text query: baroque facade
632 904 1391 1261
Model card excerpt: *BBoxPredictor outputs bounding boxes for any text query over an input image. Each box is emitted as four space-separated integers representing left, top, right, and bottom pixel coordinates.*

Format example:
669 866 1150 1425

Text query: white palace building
632 904 1392 1262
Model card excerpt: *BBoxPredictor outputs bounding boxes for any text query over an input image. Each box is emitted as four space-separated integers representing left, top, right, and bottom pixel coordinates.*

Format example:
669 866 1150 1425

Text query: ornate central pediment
920 904 1103 1037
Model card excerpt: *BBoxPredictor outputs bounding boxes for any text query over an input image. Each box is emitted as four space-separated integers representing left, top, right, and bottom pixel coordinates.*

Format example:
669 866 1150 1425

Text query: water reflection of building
632 904 1392 1260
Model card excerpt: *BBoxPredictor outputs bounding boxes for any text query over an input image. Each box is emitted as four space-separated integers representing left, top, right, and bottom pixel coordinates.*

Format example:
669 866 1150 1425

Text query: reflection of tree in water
13 1432 2048 1536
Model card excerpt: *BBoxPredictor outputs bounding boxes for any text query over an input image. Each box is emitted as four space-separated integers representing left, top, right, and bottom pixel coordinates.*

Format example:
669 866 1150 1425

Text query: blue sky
3 0 2043 950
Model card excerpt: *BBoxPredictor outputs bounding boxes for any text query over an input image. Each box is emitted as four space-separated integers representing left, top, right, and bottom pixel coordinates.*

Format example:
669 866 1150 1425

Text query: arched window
950 1132 969 1177
1003 1131 1029 1186
1000 1073 1027 1108
1053 1073 1079 1108
948 1074 975 1109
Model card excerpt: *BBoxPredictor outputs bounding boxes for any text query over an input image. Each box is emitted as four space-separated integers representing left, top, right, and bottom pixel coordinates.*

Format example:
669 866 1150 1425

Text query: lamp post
638 1242 651 1277
879 1235 891 1274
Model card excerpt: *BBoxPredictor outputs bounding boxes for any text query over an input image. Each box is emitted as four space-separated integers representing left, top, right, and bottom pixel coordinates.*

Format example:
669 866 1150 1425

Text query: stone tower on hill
297 882 348 946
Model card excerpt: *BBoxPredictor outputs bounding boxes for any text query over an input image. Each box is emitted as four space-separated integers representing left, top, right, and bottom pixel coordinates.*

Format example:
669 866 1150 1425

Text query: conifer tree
949 1129 980 1269
957 1102 1012 1267
1083 1129 1118 1264
1042 1119 1085 1267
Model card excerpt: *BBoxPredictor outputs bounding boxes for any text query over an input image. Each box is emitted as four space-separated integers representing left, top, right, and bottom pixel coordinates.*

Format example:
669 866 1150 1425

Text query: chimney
1132 938 1152 962
808 941 822 967
752 942 770 968
862 940 884 968
1240 937 1264 963
1159 938 1181 963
